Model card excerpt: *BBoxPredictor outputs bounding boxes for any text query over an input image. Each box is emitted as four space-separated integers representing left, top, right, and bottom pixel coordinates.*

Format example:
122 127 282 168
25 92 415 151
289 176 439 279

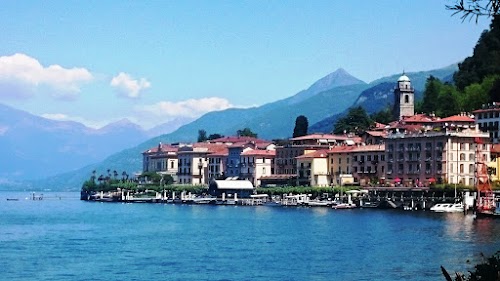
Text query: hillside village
142 73 500 189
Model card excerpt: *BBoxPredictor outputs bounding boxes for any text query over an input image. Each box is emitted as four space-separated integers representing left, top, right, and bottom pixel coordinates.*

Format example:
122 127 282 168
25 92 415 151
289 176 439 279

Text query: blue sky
0 1 491 129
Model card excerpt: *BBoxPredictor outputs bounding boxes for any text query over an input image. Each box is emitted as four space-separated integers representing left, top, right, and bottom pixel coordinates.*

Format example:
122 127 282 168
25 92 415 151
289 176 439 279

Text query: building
275 134 361 175
350 145 386 185
142 142 179 182
327 146 354 186
473 102 500 143
295 150 329 187
393 73 415 120
385 126 489 187
177 143 227 185
239 149 275 187
224 139 273 178
207 148 228 181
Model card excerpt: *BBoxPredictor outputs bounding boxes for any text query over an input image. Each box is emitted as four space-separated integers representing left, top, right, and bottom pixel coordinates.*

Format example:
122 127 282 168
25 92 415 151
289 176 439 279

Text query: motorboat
332 202 357 209
430 202 464 213
305 200 331 207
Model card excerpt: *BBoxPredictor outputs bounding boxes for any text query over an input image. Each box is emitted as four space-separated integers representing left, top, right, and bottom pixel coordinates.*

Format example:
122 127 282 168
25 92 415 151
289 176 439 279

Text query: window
460 153 465 161
404 95 409 103
460 164 464 173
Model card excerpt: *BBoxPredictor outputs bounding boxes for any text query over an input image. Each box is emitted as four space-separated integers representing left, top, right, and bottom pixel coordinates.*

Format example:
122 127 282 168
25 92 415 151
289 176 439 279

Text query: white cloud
136 97 234 120
0 53 93 99
110 72 151 99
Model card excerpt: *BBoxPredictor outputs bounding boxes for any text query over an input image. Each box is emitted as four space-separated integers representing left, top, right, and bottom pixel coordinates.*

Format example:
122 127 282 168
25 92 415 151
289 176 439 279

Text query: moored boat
430 202 464 213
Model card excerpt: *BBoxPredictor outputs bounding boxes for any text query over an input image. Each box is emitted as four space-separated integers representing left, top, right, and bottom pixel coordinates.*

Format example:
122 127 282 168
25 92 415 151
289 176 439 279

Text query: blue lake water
1 191 499 281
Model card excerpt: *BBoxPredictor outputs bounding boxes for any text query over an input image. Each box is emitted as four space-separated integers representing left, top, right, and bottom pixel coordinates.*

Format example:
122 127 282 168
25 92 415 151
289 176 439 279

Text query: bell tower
393 73 414 120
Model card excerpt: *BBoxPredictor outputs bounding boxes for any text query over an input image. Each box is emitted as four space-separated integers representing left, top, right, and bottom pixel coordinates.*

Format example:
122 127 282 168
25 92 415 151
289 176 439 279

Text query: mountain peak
312 68 365 91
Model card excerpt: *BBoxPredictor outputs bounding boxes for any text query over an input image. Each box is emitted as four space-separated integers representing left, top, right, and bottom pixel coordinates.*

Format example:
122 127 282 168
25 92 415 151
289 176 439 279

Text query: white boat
332 202 357 209
430 203 464 213
305 200 331 207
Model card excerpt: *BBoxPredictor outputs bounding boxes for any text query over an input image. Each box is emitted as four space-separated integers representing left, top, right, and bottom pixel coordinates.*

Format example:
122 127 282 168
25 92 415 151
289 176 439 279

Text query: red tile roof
437 115 475 123
241 149 276 157
208 136 268 144
296 149 329 159
143 143 178 154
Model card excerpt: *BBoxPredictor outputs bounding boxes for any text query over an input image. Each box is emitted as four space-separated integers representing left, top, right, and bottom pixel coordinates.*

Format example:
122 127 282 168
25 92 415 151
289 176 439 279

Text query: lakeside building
239 148 275 187
142 143 179 182
207 147 228 181
385 125 489 186
177 143 227 185
473 102 500 143
350 144 386 185
296 150 329 187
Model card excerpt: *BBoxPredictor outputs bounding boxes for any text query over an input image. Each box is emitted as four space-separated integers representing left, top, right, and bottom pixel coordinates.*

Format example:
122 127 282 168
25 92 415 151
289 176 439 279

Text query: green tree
207 133 224 140
293 115 309 137
437 84 460 117
197 129 208 142
442 251 500 281
453 16 500 90
370 107 394 124
419 76 442 114
237 128 257 138
489 76 500 102
333 106 372 134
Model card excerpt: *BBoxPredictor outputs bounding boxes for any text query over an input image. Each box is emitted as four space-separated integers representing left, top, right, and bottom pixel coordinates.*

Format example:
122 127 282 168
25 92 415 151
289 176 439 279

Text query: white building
239 149 275 187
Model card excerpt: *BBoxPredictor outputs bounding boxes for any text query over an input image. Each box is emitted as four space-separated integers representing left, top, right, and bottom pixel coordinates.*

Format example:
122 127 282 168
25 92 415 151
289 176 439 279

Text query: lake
1 191 499 281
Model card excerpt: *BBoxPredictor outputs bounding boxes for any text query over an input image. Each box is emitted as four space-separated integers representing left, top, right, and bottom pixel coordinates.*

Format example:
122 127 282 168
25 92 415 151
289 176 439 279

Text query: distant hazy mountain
21 65 457 191
0 104 151 181
146 116 196 137
308 65 458 133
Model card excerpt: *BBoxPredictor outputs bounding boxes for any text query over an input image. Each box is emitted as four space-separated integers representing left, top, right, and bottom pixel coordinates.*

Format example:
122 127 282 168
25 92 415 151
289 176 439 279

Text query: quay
81 187 484 213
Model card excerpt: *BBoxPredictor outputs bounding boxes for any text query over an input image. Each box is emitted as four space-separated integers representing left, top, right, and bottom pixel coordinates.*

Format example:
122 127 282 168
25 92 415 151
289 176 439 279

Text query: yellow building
296 150 329 187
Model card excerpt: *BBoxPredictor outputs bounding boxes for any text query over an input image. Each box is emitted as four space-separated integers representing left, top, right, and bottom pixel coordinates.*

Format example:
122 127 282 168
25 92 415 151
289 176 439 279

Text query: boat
192 197 216 204
305 200 331 207
6 198 19 201
332 202 357 209
430 203 464 213
361 201 380 208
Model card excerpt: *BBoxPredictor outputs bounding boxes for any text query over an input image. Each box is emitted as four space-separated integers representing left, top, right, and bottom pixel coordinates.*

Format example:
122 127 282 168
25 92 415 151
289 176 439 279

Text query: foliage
447 0 500 22
333 106 373 134
442 251 500 281
293 115 309 137
437 84 460 117
454 16 500 90
237 127 258 138
207 133 224 140
197 129 207 142
137 171 162 184
418 76 441 114
370 107 394 124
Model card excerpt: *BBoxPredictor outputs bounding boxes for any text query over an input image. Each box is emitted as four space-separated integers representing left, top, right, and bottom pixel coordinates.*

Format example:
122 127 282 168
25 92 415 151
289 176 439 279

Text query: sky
0 0 492 129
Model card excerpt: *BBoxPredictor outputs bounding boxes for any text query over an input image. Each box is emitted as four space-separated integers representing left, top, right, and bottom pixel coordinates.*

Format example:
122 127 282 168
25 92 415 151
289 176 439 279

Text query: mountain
281 68 366 105
146 117 196 137
22 65 457 191
308 65 458 133
0 104 153 181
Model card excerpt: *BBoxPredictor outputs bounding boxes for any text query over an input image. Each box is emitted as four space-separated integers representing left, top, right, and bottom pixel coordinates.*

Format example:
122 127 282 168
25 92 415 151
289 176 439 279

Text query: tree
237 128 257 138
437 84 460 117
419 76 442 114
453 16 500 90
489 76 500 102
333 106 372 135
197 129 207 142
441 251 500 280
370 107 394 124
207 133 223 140
293 115 309 138
447 0 500 22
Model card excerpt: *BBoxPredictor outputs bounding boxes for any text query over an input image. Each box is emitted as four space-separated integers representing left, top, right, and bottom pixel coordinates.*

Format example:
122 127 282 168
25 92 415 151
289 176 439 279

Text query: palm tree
113 170 118 180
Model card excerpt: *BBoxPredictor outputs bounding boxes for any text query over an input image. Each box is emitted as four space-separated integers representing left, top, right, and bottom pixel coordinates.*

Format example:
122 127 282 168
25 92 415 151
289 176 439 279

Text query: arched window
404 95 409 103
